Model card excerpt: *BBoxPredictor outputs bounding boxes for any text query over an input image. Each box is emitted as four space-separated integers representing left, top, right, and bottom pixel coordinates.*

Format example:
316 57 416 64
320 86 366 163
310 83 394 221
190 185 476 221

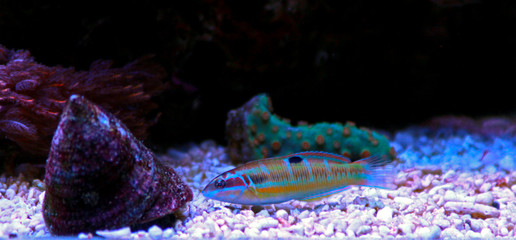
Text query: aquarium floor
1 127 515 239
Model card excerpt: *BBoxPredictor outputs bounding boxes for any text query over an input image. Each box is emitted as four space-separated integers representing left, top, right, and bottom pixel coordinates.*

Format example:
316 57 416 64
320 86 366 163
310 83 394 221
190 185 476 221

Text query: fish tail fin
354 155 396 190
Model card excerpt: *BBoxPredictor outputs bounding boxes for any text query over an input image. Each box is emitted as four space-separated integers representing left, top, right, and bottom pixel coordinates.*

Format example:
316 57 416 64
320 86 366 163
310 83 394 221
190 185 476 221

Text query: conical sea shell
43 95 192 235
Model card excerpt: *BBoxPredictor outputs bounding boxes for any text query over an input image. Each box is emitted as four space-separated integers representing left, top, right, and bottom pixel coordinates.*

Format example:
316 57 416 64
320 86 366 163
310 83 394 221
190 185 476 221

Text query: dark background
1 0 515 147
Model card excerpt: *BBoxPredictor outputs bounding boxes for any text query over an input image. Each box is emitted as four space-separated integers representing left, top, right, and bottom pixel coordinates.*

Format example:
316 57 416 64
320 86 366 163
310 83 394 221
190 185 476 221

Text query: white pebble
356 226 372 236
479 183 492 193
277 230 291 238
38 192 45 205
468 219 484 232
347 219 362 233
324 223 334 237
399 223 414 235
500 227 509 236
444 202 500 218
443 190 457 202
417 226 441 239
5 189 15 200
441 227 464 238
162 228 175 238
394 197 414 205
256 209 270 217
298 210 310 219
231 229 245 238
275 209 288 219
379 226 390 236
244 227 259 237
78 233 89 239
376 206 393 222
475 192 493 205
148 225 162 240
96 227 131 238
481 228 494 238
465 230 482 238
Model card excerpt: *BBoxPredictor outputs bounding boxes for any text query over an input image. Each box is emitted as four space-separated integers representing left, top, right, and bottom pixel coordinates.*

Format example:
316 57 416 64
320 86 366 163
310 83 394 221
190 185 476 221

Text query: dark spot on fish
215 179 226 189
492 201 500 209
288 156 303 164
249 174 268 184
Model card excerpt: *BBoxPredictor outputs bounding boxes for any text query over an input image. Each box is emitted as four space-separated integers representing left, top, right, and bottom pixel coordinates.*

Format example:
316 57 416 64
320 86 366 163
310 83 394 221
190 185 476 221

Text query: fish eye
215 179 226 189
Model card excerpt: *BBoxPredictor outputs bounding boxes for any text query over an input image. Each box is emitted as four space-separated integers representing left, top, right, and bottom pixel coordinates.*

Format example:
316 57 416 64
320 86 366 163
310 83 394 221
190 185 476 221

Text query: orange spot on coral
342 151 351 158
253 139 260 146
301 141 310 150
271 125 279 133
370 138 379 147
342 127 350 137
271 141 281 152
261 112 270 122
250 124 257 134
316 135 325 145
361 150 371 158
261 147 269 157
296 132 302 139
346 121 356 127
286 131 291 139
257 133 265 142
333 141 341 149
326 128 333 135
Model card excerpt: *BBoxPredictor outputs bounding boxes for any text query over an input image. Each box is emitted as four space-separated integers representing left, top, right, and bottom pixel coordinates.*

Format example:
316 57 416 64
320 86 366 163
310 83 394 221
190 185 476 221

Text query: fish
202 151 394 205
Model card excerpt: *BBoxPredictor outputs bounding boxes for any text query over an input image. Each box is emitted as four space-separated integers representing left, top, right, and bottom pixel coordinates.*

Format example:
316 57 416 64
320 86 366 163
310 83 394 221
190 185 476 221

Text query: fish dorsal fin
287 151 352 163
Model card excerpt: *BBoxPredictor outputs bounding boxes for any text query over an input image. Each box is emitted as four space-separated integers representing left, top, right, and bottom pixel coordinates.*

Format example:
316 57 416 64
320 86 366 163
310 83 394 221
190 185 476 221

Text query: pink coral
0 45 167 156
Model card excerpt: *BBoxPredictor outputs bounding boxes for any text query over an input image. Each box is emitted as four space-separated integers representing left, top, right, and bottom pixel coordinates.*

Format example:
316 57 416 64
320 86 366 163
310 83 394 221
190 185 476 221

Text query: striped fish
202 151 393 205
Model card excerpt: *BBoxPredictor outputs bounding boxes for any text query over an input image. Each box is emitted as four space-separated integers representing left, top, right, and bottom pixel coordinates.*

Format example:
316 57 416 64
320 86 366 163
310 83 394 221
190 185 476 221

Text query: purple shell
43 95 192 235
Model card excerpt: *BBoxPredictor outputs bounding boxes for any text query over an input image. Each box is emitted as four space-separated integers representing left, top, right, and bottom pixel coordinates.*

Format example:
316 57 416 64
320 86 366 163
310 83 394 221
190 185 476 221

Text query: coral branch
0 45 167 156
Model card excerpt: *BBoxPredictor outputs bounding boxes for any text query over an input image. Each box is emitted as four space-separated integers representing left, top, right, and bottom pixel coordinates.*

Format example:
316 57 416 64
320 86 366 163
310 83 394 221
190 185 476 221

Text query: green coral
226 94 396 164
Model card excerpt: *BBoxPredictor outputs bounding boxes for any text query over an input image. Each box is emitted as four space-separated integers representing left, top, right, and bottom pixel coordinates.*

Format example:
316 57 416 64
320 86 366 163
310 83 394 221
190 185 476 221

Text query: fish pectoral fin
295 186 351 202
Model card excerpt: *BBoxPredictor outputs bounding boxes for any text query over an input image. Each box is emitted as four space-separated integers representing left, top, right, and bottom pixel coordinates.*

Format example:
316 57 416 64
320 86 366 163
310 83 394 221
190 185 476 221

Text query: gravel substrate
1 127 515 239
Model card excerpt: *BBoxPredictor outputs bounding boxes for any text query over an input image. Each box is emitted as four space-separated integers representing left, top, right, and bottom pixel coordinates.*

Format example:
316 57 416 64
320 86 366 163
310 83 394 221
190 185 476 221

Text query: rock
443 190 458 202
444 202 500 219
377 206 393 222
244 228 259 237
356 225 372 236
399 223 414 235
162 228 175 238
333 219 348 232
479 183 492 193
394 197 414 205
347 219 362 233
5 189 15 200
231 230 245 238
251 217 278 230
475 192 494 206
465 230 482 238
148 225 163 240
96 227 131 238
441 227 464 238
256 210 270 217
417 226 441 239
298 210 310 219
467 219 484 232
480 228 494 238
275 209 288 220
378 226 390 236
